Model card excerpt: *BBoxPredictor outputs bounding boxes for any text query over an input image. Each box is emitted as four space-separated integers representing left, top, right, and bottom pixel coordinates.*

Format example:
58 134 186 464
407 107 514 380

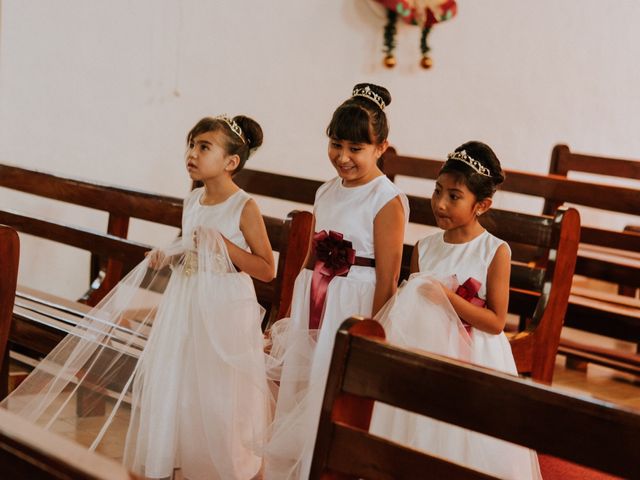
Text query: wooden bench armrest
312 318 640 479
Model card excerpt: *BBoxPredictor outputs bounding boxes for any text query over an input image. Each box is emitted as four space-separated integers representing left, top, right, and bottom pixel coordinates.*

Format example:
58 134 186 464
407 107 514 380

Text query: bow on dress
309 231 356 329
455 277 486 334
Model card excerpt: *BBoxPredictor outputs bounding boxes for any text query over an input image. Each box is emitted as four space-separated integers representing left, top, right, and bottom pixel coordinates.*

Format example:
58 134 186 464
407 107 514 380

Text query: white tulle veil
1 229 274 477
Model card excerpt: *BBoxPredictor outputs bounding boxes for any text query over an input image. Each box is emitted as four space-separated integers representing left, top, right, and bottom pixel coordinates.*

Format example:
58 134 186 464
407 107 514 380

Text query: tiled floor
552 355 640 411
551 327 640 411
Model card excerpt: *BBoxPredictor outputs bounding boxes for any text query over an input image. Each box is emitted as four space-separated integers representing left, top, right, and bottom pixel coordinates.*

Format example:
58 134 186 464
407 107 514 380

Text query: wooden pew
546 143 640 297
0 163 312 392
0 407 138 479
237 168 581 383
381 148 640 375
547 143 640 189
310 318 640 479
0 226 20 399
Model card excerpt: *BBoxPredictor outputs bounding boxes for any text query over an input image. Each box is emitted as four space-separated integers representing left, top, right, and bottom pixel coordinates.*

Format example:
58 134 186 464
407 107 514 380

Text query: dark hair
187 115 263 174
326 83 392 145
438 141 505 200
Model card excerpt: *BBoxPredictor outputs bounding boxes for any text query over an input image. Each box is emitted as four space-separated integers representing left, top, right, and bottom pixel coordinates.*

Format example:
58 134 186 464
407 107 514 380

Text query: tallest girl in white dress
264 84 409 479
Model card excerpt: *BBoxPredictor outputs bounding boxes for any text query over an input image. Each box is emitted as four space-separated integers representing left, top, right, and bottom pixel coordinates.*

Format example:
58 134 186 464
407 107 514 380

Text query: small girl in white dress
1 115 276 480
264 84 409 479
371 141 541 479
124 115 276 479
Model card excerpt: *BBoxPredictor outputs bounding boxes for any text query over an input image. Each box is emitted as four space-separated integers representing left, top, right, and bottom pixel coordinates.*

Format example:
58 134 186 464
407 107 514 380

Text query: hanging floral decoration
375 0 457 69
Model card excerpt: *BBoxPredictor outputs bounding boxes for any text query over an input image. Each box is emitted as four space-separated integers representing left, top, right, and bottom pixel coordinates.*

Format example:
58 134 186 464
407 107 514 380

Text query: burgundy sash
308 230 356 330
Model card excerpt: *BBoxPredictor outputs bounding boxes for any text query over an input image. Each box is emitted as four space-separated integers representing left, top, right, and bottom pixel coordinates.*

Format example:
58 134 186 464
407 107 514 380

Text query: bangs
439 160 496 200
326 105 374 144
187 118 224 143
439 162 469 183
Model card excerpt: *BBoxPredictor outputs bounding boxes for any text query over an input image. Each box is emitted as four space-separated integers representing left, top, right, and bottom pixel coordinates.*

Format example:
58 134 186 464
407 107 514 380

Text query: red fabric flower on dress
455 277 486 308
454 277 486 335
313 230 355 274
309 231 356 329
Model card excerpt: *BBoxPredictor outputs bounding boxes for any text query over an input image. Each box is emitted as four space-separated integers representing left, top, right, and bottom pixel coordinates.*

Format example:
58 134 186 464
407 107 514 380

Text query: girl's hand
435 280 453 299
192 227 201 249
146 249 166 269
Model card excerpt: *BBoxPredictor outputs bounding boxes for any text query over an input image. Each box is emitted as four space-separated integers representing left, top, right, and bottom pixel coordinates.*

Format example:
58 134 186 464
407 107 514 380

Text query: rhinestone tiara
446 150 492 177
214 114 245 143
352 85 386 110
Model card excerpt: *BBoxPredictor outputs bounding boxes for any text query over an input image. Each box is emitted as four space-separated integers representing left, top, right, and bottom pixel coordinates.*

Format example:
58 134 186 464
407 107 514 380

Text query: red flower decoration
313 230 356 273
309 231 356 329
455 277 486 308
455 277 486 335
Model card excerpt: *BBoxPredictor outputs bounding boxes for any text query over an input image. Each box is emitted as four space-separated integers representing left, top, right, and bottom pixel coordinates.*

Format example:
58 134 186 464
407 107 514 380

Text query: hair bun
233 115 263 152
352 82 392 109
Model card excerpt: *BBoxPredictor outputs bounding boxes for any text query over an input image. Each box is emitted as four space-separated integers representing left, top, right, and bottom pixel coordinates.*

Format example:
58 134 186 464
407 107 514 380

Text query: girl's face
431 173 489 232
185 130 236 181
328 138 387 187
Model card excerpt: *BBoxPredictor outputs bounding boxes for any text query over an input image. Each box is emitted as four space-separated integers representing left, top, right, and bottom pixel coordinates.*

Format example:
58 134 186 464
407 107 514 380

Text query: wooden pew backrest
0 163 183 305
0 226 19 398
233 169 321 206
310 318 640 479
258 210 313 328
549 143 640 181
545 143 640 291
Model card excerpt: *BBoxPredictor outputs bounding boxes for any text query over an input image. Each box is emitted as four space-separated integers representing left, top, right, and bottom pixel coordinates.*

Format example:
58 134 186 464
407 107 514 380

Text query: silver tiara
447 150 492 177
352 85 386 110
214 114 245 143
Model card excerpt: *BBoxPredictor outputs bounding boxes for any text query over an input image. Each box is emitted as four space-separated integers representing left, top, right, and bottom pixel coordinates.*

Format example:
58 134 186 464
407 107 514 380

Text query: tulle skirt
264 267 376 480
370 274 542 479
2 231 273 480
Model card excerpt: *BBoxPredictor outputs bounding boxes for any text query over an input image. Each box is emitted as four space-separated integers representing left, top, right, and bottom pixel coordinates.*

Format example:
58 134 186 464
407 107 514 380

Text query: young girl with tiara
2 115 275 480
265 84 409 479
371 141 541 479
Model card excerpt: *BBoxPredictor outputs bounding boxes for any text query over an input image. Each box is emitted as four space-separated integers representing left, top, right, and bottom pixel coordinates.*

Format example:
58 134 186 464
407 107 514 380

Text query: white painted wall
1 0 639 298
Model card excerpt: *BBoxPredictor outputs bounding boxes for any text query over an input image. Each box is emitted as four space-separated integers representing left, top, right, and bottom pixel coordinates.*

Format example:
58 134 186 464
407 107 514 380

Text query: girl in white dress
2 115 276 480
264 84 409 479
124 115 276 479
371 141 541 479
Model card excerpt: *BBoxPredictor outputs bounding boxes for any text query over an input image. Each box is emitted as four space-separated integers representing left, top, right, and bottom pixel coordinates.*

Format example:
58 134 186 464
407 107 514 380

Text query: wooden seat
0 226 20 398
0 407 138 479
381 147 640 374
310 318 640 479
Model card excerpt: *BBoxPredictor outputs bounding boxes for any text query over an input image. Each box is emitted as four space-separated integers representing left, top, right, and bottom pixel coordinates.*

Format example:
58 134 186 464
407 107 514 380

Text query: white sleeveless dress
2 187 272 480
265 175 408 480
371 230 541 479
124 187 271 480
